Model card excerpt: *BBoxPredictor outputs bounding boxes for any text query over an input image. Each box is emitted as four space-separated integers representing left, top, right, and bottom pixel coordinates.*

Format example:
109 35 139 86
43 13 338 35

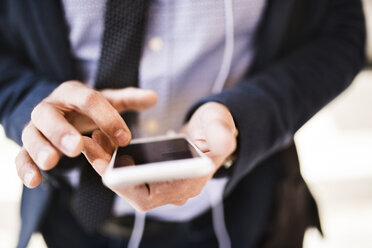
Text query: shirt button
145 119 159 134
148 37 164 52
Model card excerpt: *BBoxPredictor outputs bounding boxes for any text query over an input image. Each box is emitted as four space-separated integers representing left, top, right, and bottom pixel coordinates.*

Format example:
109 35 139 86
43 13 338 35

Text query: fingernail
115 129 129 145
37 149 50 169
24 170 35 186
61 134 80 154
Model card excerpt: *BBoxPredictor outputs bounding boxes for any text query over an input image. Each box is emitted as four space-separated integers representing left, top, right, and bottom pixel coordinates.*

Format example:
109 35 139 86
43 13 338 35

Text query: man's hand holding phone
15 81 158 188
16 80 237 211
84 102 238 211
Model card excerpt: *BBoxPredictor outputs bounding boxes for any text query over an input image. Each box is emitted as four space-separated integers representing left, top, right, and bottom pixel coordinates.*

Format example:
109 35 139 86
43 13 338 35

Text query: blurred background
1 1 372 247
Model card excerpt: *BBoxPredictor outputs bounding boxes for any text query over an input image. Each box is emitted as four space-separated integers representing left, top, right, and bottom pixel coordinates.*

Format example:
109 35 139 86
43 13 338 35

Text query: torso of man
61 0 267 221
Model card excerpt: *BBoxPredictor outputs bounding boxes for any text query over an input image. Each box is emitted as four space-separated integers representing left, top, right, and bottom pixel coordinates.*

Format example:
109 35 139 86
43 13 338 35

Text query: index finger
47 81 131 146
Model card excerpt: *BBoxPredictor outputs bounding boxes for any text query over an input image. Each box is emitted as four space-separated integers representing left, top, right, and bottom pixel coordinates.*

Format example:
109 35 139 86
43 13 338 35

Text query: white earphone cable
211 0 235 94
127 211 146 248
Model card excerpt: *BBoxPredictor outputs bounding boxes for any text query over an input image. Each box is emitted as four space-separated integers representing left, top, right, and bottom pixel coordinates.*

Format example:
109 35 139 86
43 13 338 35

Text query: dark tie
96 0 150 90
71 0 150 233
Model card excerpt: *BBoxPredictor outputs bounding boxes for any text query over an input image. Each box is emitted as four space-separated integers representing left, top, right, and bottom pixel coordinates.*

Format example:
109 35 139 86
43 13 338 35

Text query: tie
96 0 150 90
71 0 150 233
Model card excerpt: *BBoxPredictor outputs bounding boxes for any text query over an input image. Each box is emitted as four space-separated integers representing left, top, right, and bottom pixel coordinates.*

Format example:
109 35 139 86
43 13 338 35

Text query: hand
15 81 157 188
83 102 237 211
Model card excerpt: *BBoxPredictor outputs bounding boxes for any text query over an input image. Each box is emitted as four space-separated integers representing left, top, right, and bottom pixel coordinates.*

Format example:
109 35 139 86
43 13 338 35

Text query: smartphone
102 134 214 187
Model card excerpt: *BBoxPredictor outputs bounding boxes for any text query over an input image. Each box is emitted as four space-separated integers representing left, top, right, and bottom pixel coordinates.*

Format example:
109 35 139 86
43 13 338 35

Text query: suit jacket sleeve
187 0 366 195
0 9 59 145
0 54 59 146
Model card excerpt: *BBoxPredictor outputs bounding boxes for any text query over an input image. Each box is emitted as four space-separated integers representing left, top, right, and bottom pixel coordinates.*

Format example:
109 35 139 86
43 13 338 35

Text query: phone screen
113 138 201 168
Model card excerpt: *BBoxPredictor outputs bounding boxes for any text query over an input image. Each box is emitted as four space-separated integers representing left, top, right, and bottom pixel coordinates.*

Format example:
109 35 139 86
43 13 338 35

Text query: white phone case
102 134 214 187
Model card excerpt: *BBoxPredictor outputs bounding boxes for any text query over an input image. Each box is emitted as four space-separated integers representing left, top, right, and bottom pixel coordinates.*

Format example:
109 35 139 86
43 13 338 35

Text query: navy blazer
0 0 366 247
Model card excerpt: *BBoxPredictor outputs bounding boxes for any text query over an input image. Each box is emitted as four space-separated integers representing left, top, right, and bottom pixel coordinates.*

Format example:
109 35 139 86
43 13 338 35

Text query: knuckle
58 81 71 91
31 101 50 123
15 150 27 177
60 80 82 91
54 81 86 101
30 103 42 122
52 81 70 97
16 164 25 180
16 163 23 179
80 89 102 110
15 153 22 174
21 123 32 144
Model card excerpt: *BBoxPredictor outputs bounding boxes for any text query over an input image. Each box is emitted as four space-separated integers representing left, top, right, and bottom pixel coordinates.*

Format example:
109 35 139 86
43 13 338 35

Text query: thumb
82 135 112 175
201 103 237 157
101 87 158 113
205 120 236 157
